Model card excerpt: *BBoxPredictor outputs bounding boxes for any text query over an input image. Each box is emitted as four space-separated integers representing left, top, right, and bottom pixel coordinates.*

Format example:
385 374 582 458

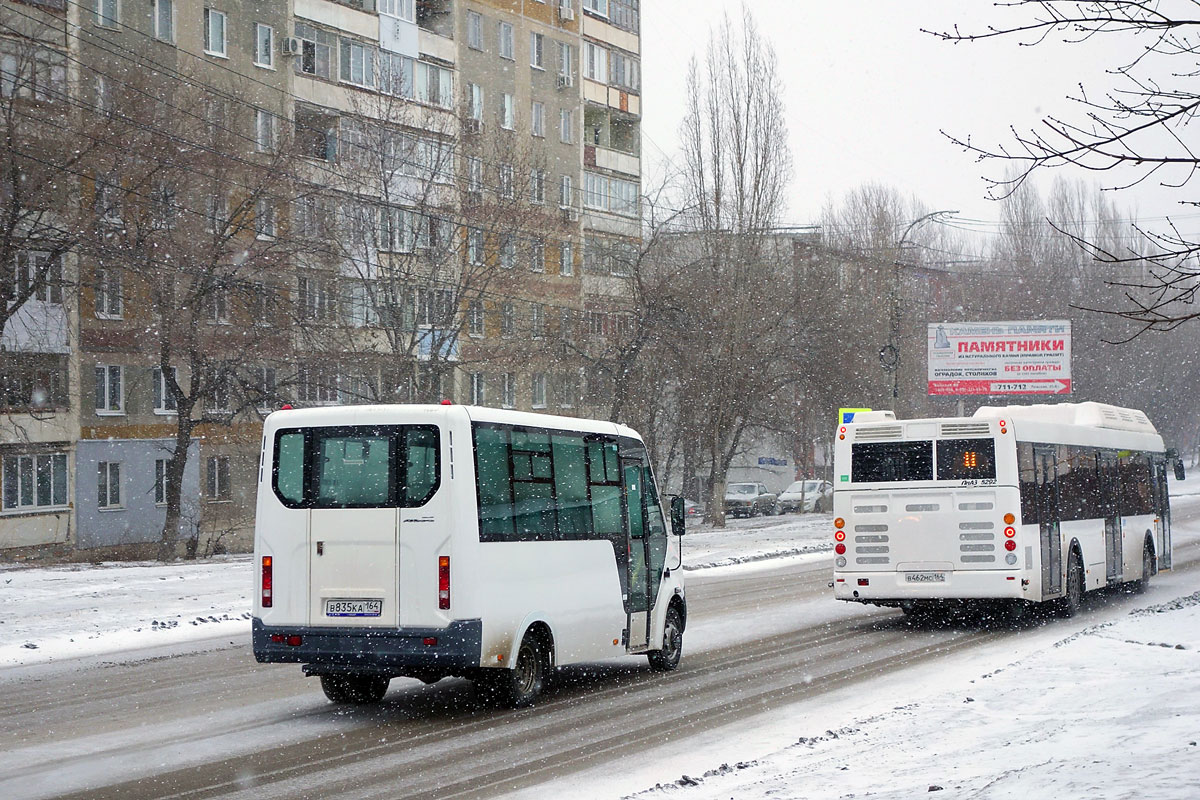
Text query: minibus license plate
904 572 946 583
325 599 382 617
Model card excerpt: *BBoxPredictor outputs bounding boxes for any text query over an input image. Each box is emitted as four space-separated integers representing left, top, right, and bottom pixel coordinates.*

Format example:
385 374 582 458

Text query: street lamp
882 209 957 405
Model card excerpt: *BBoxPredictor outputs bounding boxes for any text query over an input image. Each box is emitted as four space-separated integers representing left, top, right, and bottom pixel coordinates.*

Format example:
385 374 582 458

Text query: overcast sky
640 0 1198 237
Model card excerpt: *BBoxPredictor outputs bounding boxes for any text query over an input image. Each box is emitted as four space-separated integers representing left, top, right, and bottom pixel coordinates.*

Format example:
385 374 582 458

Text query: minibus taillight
261 556 273 608
438 556 450 609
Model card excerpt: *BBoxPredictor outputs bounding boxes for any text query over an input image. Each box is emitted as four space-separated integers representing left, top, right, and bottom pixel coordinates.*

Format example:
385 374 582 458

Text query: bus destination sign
927 320 1072 396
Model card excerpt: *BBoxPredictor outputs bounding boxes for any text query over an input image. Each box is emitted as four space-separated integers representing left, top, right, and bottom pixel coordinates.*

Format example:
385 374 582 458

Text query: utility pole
882 209 957 409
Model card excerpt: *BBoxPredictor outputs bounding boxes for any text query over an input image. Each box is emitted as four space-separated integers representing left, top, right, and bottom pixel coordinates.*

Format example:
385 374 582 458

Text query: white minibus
252 403 687 706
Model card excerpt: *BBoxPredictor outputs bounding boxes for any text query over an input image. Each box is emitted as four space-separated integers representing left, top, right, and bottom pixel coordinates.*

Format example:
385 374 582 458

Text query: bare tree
657 8 797 526
78 70 304 560
928 0 1200 330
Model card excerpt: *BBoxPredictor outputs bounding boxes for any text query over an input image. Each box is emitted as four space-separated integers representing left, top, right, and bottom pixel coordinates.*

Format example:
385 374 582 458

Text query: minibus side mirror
1174 461 1186 481
670 495 686 537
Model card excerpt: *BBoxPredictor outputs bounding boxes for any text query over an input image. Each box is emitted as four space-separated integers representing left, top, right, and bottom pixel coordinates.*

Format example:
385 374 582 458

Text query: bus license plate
904 572 946 584
325 599 382 617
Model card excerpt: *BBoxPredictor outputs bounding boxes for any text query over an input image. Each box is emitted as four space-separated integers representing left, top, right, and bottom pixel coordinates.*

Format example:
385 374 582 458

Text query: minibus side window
274 432 305 506
403 426 440 506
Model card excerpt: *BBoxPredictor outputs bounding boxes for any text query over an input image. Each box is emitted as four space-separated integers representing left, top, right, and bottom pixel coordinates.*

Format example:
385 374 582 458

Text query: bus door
1035 446 1062 599
1099 451 1122 585
1152 459 1172 570
307 427 401 628
622 458 651 651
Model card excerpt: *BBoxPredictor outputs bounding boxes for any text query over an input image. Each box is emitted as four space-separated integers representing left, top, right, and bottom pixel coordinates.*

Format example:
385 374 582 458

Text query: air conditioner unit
559 5 575 22
463 118 483 134
556 74 574 90
281 37 302 56
560 206 578 222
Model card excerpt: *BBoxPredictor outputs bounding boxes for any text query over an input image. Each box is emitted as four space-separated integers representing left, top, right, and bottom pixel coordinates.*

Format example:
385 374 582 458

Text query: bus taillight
438 556 450 609
1004 540 1017 552
261 556 273 608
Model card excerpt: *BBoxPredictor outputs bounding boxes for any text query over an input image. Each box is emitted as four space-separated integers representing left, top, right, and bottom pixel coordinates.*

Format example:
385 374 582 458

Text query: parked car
776 480 834 513
723 482 778 517
684 499 704 519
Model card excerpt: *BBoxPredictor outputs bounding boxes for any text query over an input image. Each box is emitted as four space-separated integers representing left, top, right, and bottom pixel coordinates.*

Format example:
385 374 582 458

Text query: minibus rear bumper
252 617 483 674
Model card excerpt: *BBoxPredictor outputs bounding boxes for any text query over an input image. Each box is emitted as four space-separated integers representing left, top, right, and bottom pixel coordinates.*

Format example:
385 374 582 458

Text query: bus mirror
670 495 686 537
1174 461 1186 481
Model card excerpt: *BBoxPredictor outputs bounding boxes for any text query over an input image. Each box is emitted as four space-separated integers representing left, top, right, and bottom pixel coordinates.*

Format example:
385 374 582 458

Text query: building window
584 41 607 81
255 200 276 239
500 92 514 130
559 109 574 144
97 461 121 509
468 299 484 337
150 183 177 229
530 238 545 272
2 453 68 511
207 368 230 413
499 235 516 269
610 50 640 91
501 373 515 408
416 60 453 108
254 23 274 68
530 32 544 69
11 251 62 304
498 22 514 60
203 8 227 57
95 365 123 414
339 38 377 88
467 155 483 197
95 268 122 318
154 458 170 505
468 83 483 121
206 285 229 323
499 163 514 198
470 372 486 405
379 0 415 21
467 11 483 50
205 193 227 234
560 174 573 208
531 101 545 137
255 365 277 409
531 303 545 338
583 0 608 16
531 373 546 408
294 23 334 80
467 228 484 265
530 169 545 204
298 276 337 321
501 302 515 337
153 366 178 413
558 41 573 83
95 0 118 27
345 282 376 327
560 242 573 276
154 0 174 42
255 108 276 152
206 455 231 500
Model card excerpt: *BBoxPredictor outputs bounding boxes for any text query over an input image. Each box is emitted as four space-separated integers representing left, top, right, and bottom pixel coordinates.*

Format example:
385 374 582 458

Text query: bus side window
1017 442 1038 525
403 427 439 506
643 465 666 538
475 425 516 540
589 440 622 538
552 434 592 538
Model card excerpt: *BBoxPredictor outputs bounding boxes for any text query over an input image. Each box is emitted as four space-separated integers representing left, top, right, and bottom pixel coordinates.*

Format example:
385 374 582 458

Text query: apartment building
0 0 641 557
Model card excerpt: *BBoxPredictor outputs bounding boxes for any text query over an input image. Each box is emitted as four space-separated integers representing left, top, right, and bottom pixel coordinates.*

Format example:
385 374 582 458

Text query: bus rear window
272 425 439 508
936 438 996 481
851 441 933 482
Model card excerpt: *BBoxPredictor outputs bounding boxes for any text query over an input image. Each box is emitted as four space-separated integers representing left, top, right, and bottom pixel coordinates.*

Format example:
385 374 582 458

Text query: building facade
0 0 641 557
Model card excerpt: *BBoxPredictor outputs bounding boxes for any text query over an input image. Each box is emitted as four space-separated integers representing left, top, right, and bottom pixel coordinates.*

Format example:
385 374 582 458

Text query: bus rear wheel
1134 540 1153 594
319 673 390 705
648 606 683 672
482 633 547 709
1060 552 1084 618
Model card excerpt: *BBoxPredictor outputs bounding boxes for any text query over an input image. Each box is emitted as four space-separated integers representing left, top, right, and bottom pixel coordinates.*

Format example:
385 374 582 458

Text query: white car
775 480 833 513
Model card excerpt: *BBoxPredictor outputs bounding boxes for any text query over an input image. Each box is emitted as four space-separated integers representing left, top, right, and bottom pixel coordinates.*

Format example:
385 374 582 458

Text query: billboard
927 320 1071 396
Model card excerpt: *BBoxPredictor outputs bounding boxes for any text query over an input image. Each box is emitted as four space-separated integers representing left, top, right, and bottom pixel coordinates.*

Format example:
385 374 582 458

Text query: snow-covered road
1 489 1199 799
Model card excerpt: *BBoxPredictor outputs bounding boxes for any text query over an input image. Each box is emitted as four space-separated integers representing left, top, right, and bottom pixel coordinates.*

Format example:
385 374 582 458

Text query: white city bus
252 403 687 707
831 402 1183 618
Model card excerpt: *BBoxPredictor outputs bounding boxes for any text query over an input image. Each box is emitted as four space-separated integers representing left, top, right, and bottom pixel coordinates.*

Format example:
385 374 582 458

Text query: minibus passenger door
1035 447 1062 598
622 459 650 651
